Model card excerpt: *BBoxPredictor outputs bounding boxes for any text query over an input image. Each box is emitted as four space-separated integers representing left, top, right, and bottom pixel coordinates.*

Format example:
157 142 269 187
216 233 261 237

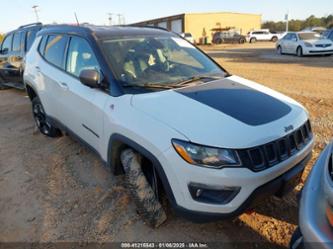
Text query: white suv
24 25 314 227
247 30 281 43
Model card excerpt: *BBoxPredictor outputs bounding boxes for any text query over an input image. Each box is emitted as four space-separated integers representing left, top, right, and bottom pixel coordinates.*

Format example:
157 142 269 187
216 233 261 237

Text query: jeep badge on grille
284 125 294 133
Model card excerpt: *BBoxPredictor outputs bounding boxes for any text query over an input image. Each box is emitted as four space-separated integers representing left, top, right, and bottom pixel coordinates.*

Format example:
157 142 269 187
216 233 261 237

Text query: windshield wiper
172 75 223 86
122 75 223 90
122 83 175 89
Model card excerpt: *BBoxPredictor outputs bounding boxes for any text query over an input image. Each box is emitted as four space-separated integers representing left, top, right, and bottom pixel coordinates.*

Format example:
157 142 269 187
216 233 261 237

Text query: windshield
298 32 322 40
101 35 226 88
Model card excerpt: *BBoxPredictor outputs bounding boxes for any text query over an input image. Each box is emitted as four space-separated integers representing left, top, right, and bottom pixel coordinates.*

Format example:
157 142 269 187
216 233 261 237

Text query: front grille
315 44 331 48
237 120 312 172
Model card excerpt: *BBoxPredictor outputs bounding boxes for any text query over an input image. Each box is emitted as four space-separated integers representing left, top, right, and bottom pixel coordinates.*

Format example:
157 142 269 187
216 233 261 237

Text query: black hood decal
176 79 291 126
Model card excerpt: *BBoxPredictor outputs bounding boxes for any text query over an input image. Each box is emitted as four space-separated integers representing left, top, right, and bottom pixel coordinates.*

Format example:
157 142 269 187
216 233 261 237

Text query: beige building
133 12 262 44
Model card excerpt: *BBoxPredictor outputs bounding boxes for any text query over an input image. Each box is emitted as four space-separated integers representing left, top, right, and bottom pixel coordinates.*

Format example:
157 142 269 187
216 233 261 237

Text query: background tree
262 14 333 32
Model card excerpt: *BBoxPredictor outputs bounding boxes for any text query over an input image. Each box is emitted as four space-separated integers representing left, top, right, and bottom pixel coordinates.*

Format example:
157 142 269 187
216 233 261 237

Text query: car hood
303 38 333 45
131 75 309 149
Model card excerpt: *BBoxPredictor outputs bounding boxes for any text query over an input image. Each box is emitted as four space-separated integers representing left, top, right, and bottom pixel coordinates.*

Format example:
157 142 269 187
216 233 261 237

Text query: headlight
172 139 241 168
304 42 313 47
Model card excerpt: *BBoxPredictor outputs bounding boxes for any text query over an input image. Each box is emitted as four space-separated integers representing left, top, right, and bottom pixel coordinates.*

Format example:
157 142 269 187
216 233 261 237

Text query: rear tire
215 38 222 44
32 96 61 137
0 77 10 90
296 46 303 57
120 149 167 228
272 36 278 42
250 37 257 43
239 38 245 44
289 227 304 249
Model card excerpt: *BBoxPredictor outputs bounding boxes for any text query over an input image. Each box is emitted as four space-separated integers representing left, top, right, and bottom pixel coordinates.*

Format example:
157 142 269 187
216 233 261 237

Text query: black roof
5 22 43 35
38 24 172 40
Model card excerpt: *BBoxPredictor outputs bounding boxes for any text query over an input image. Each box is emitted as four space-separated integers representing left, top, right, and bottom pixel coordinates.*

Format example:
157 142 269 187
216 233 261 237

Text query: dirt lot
0 42 332 248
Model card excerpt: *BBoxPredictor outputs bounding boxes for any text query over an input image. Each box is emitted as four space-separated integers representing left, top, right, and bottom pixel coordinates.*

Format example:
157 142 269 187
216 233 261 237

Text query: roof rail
126 24 170 32
18 22 43 29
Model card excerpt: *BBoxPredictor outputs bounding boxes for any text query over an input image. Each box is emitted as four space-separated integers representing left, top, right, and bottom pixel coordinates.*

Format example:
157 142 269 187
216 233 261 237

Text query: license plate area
275 168 303 197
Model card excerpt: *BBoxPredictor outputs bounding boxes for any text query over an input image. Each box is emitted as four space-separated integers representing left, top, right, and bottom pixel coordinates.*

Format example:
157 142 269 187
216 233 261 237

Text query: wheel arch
107 133 177 204
296 45 303 55
25 83 38 101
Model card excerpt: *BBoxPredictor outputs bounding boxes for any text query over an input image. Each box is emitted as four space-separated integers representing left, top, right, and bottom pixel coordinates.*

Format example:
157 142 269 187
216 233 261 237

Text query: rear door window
44 35 68 69
283 33 291 40
290 34 297 41
1 34 13 53
12 32 22 52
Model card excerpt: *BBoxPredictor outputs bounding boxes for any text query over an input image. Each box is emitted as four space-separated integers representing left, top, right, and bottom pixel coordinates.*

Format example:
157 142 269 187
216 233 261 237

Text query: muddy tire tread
120 149 167 228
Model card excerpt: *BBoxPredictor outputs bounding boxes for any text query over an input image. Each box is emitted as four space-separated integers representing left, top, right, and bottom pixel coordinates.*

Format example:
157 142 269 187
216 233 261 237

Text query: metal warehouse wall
184 12 262 43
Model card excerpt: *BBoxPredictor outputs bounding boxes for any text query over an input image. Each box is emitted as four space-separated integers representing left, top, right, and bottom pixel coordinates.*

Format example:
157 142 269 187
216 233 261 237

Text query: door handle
58 82 69 90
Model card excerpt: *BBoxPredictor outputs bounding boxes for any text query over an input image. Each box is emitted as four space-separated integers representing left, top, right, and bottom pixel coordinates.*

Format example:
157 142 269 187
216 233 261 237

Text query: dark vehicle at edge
0 22 42 90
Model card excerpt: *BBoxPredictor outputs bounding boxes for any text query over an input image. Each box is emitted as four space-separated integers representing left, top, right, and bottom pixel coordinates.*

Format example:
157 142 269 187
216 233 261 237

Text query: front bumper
303 47 333 55
299 142 333 249
159 137 314 221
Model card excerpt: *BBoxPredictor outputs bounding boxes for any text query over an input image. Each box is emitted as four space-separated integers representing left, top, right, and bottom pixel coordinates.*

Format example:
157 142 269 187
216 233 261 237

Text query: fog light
189 184 240 204
196 189 203 197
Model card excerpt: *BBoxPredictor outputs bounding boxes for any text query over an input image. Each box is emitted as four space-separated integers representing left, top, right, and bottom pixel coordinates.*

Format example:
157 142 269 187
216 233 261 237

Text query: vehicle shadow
206 47 333 68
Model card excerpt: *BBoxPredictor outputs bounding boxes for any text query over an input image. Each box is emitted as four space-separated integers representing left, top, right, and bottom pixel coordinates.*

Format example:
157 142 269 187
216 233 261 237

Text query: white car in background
180 32 195 43
246 30 282 43
276 32 333 56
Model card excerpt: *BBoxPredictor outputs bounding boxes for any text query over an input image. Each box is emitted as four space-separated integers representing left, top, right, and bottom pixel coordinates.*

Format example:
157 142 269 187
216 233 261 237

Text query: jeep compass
24 25 314 227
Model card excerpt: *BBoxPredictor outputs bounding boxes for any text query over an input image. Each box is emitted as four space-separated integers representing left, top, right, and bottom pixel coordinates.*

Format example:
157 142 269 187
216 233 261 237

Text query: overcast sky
1 0 332 33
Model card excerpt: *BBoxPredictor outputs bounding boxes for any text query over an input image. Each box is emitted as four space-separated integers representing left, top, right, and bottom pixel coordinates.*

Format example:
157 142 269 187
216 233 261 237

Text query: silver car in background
290 141 333 249
276 32 333 56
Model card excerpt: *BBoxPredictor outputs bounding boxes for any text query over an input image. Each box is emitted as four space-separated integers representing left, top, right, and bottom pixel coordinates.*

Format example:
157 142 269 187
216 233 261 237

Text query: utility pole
107 13 113 26
32 5 40 22
285 11 289 32
117 14 122 25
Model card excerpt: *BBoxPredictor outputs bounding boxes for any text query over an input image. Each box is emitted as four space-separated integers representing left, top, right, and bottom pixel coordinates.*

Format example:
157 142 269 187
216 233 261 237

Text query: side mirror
79 69 100 88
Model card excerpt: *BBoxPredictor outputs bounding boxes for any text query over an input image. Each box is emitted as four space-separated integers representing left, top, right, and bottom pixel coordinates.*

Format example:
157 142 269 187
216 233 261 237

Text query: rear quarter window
1 34 13 52
38 35 48 55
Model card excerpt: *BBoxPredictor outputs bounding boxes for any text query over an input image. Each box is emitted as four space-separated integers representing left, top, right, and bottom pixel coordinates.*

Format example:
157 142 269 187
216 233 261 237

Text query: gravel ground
0 42 332 248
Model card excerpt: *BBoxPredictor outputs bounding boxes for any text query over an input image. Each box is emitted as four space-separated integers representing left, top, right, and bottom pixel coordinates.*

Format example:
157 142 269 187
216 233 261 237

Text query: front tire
120 149 167 228
296 46 303 57
272 36 278 42
239 38 245 44
250 37 257 43
32 97 61 137
277 45 283 55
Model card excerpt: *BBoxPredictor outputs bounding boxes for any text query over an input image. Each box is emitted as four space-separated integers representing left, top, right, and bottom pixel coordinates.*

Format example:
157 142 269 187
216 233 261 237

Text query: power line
107 13 125 25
